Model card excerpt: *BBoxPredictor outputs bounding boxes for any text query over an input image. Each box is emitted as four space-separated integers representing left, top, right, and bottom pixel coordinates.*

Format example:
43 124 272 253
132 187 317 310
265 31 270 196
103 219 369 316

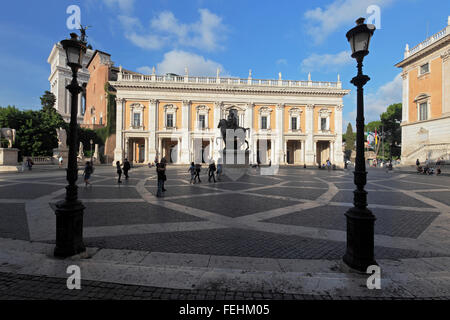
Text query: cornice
110 81 350 97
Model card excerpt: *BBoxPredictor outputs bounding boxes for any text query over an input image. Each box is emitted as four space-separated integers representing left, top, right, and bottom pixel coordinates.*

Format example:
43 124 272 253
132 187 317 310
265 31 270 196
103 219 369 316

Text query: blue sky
0 0 448 127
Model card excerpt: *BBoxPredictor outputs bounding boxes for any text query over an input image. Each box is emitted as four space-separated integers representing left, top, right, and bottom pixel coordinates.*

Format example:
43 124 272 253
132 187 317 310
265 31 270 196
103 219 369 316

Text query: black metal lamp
54 32 87 258
343 18 377 272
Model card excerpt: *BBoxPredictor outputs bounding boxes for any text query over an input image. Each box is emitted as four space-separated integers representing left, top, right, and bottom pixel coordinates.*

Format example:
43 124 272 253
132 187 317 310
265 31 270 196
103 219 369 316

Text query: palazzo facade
110 70 349 166
396 17 450 165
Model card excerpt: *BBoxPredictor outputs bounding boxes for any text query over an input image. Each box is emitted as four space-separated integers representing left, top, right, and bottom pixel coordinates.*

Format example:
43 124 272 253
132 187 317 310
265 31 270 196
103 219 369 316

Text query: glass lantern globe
346 18 376 60
61 33 86 69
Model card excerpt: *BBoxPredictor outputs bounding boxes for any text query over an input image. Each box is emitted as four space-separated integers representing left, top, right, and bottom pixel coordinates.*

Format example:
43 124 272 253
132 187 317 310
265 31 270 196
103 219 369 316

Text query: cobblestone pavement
1 165 450 298
1 272 447 300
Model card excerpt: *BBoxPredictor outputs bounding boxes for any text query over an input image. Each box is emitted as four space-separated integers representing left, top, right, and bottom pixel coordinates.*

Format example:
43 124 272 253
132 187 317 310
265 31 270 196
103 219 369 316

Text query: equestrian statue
217 109 250 151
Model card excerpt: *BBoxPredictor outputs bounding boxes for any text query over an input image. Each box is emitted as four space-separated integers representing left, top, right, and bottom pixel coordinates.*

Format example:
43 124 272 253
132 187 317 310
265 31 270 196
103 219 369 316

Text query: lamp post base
343 206 377 272
54 199 86 258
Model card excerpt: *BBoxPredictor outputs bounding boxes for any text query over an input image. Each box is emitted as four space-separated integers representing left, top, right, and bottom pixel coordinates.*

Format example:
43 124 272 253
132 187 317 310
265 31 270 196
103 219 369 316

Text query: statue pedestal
221 150 250 166
0 148 19 172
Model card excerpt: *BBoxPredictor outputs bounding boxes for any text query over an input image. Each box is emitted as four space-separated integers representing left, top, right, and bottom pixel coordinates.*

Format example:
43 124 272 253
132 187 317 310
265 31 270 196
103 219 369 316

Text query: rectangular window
133 113 140 127
199 114 206 129
420 63 429 75
321 117 327 131
166 114 174 128
419 102 428 121
261 116 268 130
291 117 297 130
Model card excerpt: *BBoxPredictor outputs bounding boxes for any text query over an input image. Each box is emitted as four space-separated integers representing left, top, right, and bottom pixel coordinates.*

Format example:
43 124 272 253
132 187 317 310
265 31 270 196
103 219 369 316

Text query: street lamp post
54 32 87 258
343 18 377 272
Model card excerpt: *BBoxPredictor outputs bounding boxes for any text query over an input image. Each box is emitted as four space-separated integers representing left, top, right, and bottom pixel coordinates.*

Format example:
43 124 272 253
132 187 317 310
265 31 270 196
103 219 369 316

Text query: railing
22 156 55 165
406 26 448 58
117 72 341 89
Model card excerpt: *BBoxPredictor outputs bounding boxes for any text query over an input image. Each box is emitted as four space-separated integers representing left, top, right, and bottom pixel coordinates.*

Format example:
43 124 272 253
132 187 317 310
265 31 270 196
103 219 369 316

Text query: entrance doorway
128 138 146 164
316 141 330 165
287 140 302 164
161 138 179 164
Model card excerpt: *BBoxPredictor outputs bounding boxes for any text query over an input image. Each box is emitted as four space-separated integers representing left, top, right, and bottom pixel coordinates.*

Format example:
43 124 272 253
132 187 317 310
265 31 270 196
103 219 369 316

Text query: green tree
380 103 402 159
40 91 57 113
343 123 355 160
0 91 67 158
365 120 381 133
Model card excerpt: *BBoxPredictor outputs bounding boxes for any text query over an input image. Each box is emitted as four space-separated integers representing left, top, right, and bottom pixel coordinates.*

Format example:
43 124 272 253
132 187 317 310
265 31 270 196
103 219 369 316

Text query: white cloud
301 50 352 73
365 73 402 121
118 9 226 51
141 50 227 77
276 59 288 66
103 0 135 13
304 0 394 44
136 66 153 75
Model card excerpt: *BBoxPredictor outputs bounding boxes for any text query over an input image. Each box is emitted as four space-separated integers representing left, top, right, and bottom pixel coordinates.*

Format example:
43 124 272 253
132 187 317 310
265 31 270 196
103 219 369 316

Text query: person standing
326 159 331 172
188 162 196 184
123 158 131 180
116 161 123 184
208 161 217 183
58 155 63 168
161 158 167 192
83 161 93 187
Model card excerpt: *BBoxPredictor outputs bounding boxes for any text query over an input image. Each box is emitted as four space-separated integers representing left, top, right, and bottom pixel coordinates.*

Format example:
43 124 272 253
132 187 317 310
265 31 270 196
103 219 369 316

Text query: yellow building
396 17 450 164
110 70 349 166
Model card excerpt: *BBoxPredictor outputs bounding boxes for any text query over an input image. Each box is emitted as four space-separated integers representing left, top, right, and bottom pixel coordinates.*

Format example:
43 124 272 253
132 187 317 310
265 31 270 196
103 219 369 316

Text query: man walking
123 158 131 180
194 163 202 183
156 158 167 197
208 161 217 183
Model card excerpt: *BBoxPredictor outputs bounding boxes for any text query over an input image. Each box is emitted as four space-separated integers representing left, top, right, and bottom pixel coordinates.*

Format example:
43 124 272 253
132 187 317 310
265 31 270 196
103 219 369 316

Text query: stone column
302 140 306 164
214 101 223 160
114 97 125 165
284 140 288 164
181 100 191 164
305 104 315 165
178 137 182 164
334 105 344 166
330 141 334 163
401 72 409 123
158 138 162 160
245 102 254 163
148 99 158 162
275 104 284 165
125 137 129 161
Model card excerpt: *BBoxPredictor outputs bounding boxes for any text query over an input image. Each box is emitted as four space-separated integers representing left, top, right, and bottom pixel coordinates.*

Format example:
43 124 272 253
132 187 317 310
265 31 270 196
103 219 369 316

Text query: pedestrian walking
123 158 131 180
188 162 196 184
208 161 217 183
156 158 167 197
217 162 223 181
83 161 93 186
194 163 202 183
58 155 63 168
26 157 33 171
326 159 331 171
116 161 122 184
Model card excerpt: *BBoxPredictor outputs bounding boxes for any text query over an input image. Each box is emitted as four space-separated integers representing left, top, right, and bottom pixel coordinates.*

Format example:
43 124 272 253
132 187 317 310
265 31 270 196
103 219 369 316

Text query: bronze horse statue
217 119 250 151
